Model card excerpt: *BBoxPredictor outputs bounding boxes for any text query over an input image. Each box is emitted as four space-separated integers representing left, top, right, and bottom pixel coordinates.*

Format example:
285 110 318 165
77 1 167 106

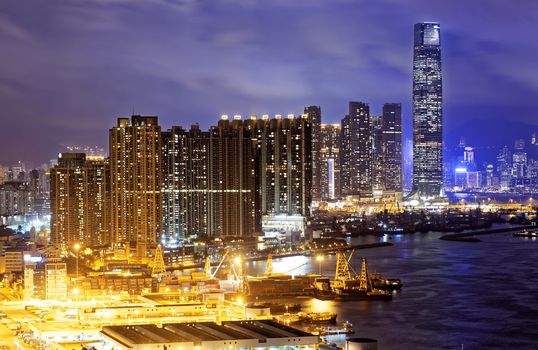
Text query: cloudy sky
1 0 537 164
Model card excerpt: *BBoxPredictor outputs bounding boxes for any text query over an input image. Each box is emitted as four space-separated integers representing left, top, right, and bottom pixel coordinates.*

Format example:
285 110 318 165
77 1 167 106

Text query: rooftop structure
101 320 318 349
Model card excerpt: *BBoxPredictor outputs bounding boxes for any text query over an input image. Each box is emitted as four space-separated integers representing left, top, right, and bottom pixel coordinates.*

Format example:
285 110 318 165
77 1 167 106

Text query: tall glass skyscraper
412 22 443 198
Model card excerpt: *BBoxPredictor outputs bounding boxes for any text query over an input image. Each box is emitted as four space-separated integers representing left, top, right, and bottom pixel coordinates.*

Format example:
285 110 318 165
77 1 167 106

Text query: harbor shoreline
173 242 394 271
439 225 533 242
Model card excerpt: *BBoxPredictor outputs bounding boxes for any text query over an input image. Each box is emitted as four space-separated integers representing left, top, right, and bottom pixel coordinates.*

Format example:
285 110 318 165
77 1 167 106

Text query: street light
316 255 324 275
73 243 81 278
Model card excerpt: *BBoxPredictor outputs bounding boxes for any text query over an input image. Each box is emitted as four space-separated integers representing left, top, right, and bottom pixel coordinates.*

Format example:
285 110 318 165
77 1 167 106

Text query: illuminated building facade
341 101 371 195
320 124 341 199
0 181 30 216
50 153 110 250
257 115 312 218
109 116 162 258
304 106 322 200
208 117 259 237
50 153 88 250
512 139 527 179
161 114 311 241
45 261 68 301
162 125 211 244
497 146 512 191
371 116 384 191
381 103 403 192
86 157 110 247
412 22 443 197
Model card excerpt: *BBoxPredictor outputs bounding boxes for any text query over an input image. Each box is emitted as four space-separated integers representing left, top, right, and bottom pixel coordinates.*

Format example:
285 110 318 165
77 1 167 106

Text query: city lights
0 3 536 349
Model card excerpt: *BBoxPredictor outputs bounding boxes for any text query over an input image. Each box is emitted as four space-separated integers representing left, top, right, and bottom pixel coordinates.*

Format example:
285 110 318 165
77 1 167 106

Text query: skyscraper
160 114 312 241
109 116 162 259
50 153 88 251
209 116 259 237
382 103 403 192
320 124 341 200
341 101 371 195
162 125 211 244
512 139 527 179
497 146 511 191
304 106 322 200
371 115 384 191
86 156 110 247
50 153 110 251
412 22 443 197
257 115 312 217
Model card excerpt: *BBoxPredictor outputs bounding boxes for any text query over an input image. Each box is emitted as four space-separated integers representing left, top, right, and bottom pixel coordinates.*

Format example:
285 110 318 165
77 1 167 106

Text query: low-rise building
101 320 319 350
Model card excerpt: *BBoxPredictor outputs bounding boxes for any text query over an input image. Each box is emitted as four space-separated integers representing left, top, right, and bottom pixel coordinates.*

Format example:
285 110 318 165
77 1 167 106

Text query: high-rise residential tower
341 101 371 195
86 156 110 247
257 115 312 217
320 124 341 200
162 125 211 245
412 22 443 197
209 116 259 237
50 153 88 251
382 103 403 192
304 106 322 201
109 116 162 259
50 153 110 251
371 115 383 191
160 114 312 241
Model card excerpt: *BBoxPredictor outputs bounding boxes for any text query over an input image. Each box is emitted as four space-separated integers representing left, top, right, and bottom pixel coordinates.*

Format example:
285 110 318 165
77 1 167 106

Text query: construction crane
211 250 230 279
204 256 212 278
284 261 308 274
264 253 273 275
334 250 351 281
334 249 373 292
151 245 166 278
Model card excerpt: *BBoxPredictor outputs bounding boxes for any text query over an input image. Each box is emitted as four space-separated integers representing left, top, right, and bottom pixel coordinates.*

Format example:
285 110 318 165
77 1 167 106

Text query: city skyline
1 1 538 164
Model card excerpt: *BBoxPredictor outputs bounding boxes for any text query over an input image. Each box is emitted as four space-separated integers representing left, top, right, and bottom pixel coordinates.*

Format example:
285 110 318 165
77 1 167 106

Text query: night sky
1 0 537 165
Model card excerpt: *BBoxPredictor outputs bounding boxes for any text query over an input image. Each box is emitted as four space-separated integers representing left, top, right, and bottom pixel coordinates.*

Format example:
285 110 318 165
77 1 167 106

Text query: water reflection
243 230 538 349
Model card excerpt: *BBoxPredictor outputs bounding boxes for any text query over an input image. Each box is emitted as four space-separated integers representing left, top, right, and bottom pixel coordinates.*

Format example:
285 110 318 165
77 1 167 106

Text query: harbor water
243 230 538 349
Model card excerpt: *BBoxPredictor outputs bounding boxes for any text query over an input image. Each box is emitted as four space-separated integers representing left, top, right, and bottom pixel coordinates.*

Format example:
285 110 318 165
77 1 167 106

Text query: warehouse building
101 320 319 349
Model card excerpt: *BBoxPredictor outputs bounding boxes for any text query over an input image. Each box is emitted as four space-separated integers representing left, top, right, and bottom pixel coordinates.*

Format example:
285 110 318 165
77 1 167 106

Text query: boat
313 253 396 301
250 302 301 314
370 273 402 290
307 324 354 336
333 288 392 301
300 312 337 324
276 313 302 324
513 230 538 238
